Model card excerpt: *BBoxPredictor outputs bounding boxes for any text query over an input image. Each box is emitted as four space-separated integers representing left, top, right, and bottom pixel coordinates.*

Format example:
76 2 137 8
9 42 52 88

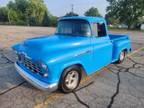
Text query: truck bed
109 34 130 62
109 34 129 42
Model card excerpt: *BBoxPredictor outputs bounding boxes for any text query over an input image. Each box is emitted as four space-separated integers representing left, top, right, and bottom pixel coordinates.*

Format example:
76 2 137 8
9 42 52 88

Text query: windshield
55 20 91 36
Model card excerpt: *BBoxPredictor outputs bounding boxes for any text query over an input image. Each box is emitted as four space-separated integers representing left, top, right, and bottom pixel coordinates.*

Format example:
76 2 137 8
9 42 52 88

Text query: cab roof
59 16 106 23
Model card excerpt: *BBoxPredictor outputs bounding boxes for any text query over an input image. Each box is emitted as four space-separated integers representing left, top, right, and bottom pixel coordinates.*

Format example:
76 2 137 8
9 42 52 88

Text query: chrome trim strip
15 62 58 91
75 50 92 57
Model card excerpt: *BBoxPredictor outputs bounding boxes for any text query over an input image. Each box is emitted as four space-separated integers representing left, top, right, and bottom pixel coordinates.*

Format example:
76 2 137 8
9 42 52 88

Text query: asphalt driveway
0 26 144 108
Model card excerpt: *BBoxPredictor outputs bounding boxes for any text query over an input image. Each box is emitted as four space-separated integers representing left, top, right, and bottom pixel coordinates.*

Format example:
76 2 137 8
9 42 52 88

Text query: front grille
17 53 41 73
24 58 41 73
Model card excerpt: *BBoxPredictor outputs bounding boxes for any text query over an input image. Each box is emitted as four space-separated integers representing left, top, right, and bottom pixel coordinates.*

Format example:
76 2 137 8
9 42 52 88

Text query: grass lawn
109 28 144 32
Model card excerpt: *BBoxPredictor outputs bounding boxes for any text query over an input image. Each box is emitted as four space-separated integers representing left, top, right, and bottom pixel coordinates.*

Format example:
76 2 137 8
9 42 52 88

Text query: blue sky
0 0 108 17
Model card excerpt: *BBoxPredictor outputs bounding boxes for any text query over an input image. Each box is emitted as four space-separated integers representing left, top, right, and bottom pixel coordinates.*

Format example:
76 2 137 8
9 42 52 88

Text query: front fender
47 54 85 83
46 46 92 84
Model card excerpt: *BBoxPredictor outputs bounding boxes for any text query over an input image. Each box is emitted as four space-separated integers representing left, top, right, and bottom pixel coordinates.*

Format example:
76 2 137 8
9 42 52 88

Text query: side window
92 23 98 36
97 23 106 37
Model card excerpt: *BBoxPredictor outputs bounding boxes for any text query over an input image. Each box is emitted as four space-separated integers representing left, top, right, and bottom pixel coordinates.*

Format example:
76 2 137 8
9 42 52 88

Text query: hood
14 34 90 60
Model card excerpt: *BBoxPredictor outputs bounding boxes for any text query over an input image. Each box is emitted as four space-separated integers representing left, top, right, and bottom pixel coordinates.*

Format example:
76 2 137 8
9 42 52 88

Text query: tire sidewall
118 51 125 63
59 66 81 93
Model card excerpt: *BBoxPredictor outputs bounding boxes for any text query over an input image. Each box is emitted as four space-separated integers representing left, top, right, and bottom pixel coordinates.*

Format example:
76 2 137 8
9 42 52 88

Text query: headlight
38 61 48 77
38 61 48 70
41 63 47 70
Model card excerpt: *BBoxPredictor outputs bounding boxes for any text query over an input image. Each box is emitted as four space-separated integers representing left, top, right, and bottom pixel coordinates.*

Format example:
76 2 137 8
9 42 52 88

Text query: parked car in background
12 16 131 93
118 24 128 29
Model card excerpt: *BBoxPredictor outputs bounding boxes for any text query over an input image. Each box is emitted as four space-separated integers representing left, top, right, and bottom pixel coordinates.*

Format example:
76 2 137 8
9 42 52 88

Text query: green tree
42 11 51 26
7 0 29 25
15 0 29 13
84 7 101 17
0 0 56 26
7 1 17 10
106 0 144 29
0 7 8 22
64 12 79 17
27 0 47 25
8 9 19 24
29 17 37 26
105 13 119 25
6 0 48 26
42 11 58 27
49 15 57 27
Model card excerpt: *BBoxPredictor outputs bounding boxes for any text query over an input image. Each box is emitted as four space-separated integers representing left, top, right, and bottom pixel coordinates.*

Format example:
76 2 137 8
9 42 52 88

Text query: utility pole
71 4 74 13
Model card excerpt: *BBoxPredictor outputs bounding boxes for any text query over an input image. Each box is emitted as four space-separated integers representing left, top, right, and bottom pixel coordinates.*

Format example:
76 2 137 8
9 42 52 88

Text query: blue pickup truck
12 16 131 93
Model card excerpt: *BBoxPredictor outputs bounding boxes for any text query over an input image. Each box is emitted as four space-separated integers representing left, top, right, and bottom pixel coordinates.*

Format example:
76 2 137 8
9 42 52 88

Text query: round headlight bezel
41 63 48 70
37 61 48 72
37 61 49 77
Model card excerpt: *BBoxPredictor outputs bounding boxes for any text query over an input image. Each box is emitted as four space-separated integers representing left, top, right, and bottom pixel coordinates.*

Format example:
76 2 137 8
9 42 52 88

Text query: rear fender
113 39 131 61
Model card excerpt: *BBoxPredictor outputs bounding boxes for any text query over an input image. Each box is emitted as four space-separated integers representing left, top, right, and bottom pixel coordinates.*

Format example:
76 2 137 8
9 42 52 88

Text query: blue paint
12 16 131 90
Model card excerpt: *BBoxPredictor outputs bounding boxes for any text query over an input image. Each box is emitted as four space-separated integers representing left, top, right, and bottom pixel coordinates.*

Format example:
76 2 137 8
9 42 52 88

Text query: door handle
75 50 92 57
85 50 92 53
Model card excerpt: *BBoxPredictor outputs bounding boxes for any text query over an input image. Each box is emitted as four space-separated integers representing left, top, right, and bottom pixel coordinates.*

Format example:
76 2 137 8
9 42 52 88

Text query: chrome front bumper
15 62 58 91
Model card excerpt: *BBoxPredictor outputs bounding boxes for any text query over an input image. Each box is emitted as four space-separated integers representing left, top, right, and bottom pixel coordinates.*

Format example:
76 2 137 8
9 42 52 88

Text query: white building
140 24 144 30
140 16 144 30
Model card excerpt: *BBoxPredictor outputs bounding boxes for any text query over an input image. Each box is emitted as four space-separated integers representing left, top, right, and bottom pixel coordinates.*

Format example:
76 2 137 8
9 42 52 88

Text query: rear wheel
116 51 126 63
59 66 81 93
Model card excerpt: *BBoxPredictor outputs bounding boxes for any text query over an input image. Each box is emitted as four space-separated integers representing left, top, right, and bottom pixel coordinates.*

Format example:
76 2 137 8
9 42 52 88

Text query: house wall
140 24 144 30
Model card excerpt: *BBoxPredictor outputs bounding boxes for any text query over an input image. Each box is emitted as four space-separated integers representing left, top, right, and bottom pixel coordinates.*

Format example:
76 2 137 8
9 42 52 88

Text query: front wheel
59 66 81 93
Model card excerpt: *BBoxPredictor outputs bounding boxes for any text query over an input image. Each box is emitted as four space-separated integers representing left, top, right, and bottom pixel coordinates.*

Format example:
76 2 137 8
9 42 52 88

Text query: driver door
91 22 113 74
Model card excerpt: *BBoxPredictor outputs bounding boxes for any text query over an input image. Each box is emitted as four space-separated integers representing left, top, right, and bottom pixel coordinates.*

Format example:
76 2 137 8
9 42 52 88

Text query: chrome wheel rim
65 70 79 89
120 52 125 61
